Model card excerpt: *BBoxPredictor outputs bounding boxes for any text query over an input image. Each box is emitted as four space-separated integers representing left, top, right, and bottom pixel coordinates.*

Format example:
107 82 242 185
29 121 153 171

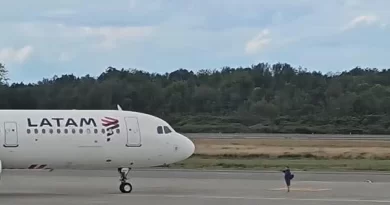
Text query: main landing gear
118 167 132 193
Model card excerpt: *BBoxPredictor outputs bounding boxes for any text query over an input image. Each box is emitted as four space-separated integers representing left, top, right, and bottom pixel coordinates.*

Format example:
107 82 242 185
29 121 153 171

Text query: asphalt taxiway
1 169 390 205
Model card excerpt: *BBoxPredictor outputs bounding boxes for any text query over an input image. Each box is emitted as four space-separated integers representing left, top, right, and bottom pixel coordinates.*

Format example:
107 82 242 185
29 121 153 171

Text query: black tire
119 182 133 193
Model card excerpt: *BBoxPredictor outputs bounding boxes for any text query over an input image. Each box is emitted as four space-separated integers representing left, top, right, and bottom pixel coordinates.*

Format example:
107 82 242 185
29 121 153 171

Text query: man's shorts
285 178 291 186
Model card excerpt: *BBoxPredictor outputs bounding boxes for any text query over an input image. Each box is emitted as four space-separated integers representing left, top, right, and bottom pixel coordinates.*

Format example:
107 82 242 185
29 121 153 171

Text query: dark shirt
283 169 292 180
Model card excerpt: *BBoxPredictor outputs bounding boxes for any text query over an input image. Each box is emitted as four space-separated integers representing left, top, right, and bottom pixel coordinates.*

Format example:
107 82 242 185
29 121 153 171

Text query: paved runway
1 169 390 205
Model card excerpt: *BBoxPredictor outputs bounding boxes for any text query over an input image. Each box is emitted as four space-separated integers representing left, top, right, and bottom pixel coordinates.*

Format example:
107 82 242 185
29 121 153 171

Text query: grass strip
168 155 390 171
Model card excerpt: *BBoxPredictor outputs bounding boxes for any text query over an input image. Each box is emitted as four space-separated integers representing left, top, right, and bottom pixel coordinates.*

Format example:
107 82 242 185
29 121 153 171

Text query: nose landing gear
118 167 132 193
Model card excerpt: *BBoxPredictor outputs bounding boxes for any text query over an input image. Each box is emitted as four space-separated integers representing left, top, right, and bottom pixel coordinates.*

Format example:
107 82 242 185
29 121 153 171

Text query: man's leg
285 179 291 192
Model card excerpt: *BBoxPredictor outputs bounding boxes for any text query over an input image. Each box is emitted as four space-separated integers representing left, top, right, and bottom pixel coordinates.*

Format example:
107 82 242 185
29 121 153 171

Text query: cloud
42 9 77 18
17 23 155 50
343 0 362 7
342 15 381 31
245 29 272 55
0 46 34 64
58 52 71 62
80 26 155 49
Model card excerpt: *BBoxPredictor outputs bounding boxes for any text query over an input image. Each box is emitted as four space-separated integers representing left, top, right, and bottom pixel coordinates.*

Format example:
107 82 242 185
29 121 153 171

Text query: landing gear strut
118 167 132 193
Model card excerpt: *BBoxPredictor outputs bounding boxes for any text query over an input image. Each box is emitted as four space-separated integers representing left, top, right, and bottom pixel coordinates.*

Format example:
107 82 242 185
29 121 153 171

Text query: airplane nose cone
181 134 195 159
187 138 195 156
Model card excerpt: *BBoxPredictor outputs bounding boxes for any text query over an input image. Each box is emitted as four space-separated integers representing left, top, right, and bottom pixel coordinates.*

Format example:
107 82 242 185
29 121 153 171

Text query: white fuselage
0 109 195 170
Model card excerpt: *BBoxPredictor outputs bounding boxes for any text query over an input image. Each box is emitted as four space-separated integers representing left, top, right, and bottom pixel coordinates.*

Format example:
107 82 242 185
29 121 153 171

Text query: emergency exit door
125 117 141 147
4 122 18 147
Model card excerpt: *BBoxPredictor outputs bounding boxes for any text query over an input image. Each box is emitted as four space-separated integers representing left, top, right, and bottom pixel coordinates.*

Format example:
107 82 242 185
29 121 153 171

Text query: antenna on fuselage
117 104 123 111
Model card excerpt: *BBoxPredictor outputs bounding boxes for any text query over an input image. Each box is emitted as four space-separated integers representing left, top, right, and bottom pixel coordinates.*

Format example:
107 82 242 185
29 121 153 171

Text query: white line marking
123 194 390 203
269 187 331 191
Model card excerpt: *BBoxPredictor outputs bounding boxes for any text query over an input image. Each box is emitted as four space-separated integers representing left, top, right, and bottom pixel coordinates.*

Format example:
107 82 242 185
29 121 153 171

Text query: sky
0 0 389 83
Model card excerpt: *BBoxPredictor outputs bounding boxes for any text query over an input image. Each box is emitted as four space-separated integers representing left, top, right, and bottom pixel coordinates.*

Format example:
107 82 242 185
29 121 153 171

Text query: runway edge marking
125 194 390 203
269 187 331 192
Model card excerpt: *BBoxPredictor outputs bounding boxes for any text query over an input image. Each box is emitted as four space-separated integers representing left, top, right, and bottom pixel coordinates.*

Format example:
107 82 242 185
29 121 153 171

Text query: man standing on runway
282 166 294 192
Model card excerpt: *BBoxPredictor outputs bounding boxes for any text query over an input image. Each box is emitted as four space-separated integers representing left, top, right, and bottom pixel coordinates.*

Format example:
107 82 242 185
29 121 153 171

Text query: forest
1 62 390 134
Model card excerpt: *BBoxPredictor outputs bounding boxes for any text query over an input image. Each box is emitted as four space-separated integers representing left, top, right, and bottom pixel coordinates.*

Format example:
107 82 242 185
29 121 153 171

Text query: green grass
168 156 390 171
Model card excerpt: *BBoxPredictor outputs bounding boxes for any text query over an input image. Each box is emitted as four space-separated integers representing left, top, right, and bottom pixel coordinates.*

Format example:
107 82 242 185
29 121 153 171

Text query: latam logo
101 117 119 137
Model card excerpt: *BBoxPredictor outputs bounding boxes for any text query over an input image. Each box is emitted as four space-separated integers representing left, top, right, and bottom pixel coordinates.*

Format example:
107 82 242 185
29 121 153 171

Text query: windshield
163 126 172 134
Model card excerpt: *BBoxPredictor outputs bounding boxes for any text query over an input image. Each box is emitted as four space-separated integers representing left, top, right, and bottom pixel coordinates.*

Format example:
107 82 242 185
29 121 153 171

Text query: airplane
0 105 195 193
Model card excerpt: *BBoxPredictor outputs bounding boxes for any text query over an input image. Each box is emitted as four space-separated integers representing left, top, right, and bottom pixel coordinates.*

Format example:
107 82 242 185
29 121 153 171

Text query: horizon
2 62 388 85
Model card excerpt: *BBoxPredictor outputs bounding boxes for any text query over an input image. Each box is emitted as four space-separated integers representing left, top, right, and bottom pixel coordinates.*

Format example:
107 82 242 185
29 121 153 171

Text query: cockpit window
157 126 163 134
163 126 172 134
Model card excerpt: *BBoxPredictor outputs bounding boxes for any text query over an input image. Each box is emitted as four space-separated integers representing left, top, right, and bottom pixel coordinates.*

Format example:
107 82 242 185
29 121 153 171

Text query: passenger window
79 129 83 134
34 129 38 134
163 126 172 134
72 129 76 134
57 129 61 134
42 129 46 134
27 129 31 134
49 129 53 134
64 129 68 134
157 126 163 134
116 129 120 134
101 129 105 134
87 129 91 134
94 129 98 134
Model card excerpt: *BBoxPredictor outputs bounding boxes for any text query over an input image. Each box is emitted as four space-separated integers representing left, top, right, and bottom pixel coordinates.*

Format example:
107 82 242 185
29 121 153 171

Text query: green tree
1 63 390 134
0 63 8 84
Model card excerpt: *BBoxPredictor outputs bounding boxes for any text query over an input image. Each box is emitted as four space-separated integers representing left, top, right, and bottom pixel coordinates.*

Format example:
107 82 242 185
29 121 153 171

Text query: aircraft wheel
119 182 133 193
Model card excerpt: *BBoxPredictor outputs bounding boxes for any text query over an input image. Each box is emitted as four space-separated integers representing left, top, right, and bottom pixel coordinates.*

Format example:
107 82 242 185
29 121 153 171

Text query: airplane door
3 122 18 147
125 117 141 147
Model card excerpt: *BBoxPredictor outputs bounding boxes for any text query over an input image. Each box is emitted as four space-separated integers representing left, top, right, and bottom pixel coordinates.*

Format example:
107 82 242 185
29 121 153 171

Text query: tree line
1 62 390 134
